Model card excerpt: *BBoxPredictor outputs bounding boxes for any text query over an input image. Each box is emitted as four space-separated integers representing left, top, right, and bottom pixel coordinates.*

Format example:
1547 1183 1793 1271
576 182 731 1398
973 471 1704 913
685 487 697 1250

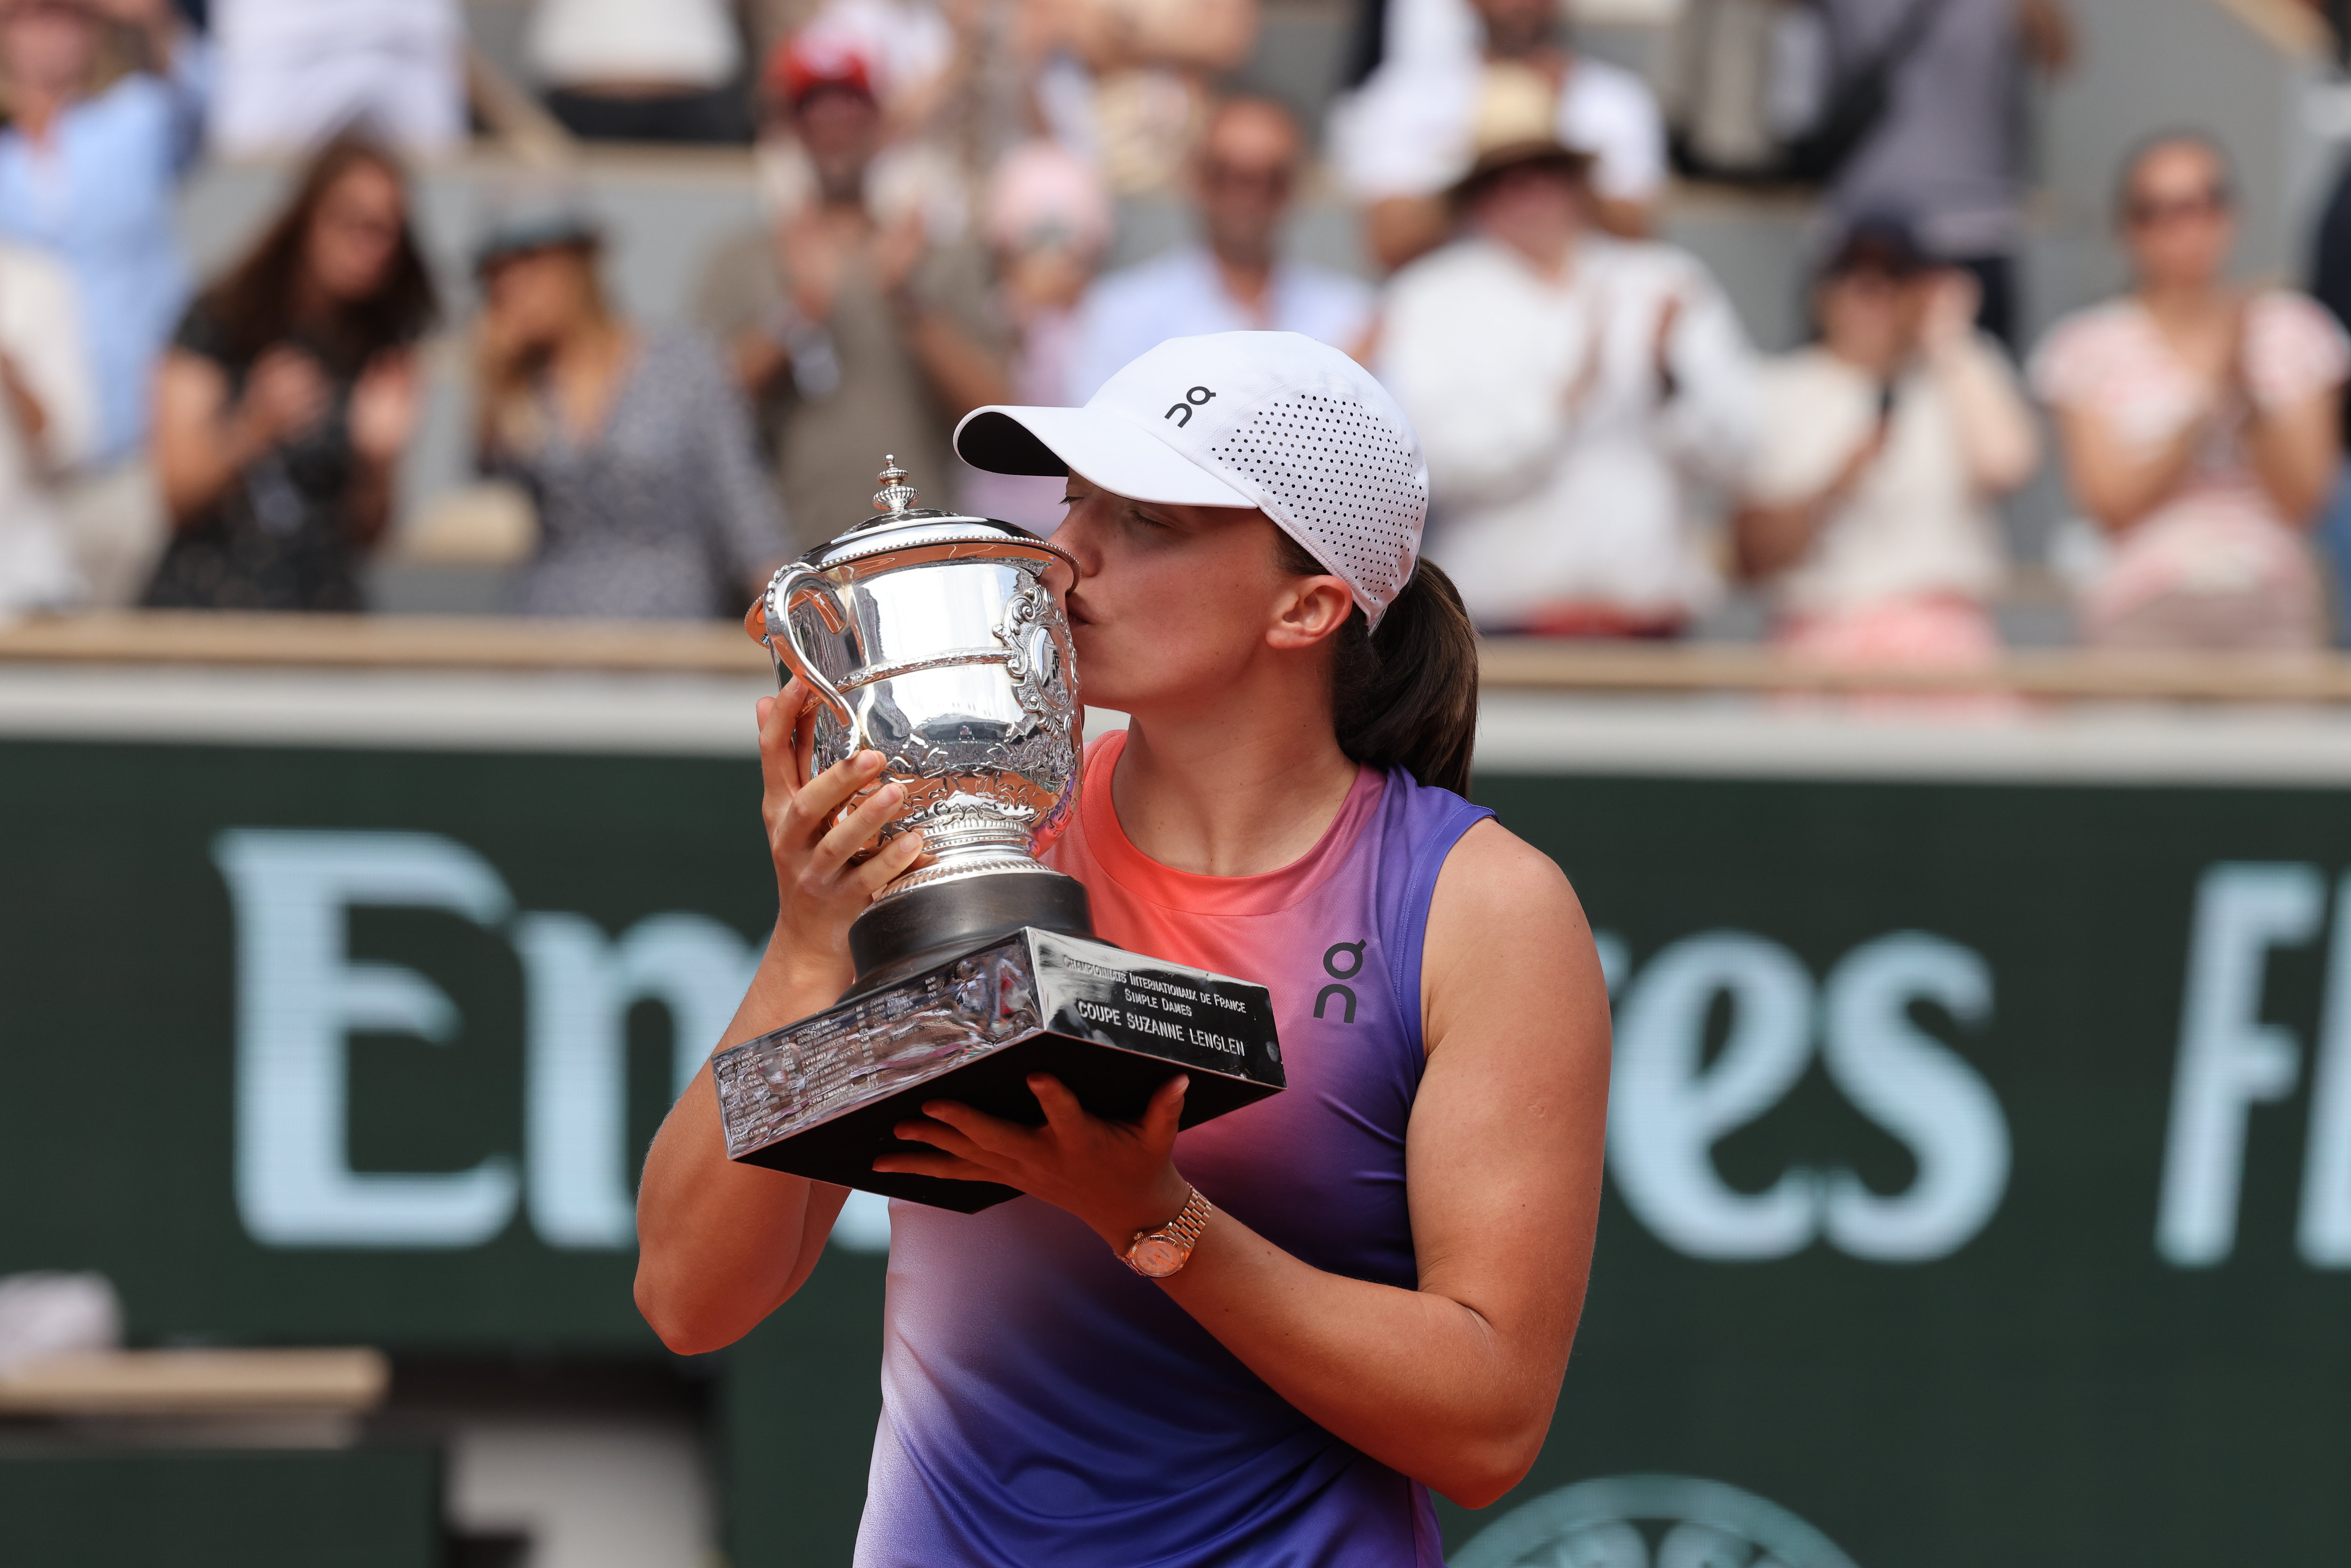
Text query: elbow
2076 490 2138 535
1426 1409 1553 1511
1431 1432 1546 1512
1974 436 2041 498
633 1267 750 1358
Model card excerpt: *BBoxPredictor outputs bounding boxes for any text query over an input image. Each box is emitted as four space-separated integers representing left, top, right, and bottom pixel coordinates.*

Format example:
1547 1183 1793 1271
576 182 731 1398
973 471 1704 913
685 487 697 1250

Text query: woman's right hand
758 678 926 990
234 346 330 453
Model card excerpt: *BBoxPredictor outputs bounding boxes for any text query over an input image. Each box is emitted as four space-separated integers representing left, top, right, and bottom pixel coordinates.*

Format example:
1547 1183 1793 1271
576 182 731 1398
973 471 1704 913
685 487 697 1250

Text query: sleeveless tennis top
855 730 1495 1568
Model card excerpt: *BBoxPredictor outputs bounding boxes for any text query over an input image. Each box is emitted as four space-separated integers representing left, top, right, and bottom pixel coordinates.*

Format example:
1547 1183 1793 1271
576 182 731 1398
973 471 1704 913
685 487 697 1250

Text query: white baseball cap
953 331 1428 625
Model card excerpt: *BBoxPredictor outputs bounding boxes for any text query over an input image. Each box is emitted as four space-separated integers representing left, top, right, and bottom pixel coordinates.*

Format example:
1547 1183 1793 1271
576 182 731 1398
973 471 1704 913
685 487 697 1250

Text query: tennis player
637 331 1609 1565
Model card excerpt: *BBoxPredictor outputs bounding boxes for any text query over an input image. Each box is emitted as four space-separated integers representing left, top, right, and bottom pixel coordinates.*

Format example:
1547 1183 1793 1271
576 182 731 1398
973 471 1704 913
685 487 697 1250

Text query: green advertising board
6 672 2351 1566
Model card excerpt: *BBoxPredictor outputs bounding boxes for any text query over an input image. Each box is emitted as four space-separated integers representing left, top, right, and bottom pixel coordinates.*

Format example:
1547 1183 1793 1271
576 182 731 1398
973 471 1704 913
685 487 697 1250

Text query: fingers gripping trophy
710 458 1285 1212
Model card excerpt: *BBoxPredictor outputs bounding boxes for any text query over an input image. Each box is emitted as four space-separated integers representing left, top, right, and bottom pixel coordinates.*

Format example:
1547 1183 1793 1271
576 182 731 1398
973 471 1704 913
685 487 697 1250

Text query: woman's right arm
1734 422 1886 580
2051 401 2205 535
633 678 928 1354
152 346 325 528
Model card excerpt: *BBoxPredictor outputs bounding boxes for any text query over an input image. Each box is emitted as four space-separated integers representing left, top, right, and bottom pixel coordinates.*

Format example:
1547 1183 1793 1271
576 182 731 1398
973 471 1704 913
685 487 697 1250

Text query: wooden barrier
0 1348 389 1416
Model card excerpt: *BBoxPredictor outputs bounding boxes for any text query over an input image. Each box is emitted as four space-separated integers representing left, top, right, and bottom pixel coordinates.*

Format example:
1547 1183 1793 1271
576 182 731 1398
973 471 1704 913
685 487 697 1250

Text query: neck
1826 340 1902 379
290 276 339 333
1497 228 1577 283
11 82 67 142
1212 245 1275 312
554 311 623 368
1108 676 1358 879
2138 275 2224 323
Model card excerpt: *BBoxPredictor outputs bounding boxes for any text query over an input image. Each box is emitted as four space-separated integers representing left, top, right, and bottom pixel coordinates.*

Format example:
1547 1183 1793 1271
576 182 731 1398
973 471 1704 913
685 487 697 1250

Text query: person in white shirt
527 0 749 142
0 240 98 614
207 0 466 158
1380 73 1755 637
1065 96 1373 404
1329 0 1666 271
1735 217 2038 664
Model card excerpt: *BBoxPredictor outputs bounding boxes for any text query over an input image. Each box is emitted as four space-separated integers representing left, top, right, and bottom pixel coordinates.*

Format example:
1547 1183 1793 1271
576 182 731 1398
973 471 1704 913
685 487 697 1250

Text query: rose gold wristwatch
1122 1187 1214 1278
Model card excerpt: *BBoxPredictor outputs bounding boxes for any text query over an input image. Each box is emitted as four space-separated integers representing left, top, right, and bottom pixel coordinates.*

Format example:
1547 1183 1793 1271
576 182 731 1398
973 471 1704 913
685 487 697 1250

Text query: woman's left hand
875 1072 1194 1251
351 349 421 466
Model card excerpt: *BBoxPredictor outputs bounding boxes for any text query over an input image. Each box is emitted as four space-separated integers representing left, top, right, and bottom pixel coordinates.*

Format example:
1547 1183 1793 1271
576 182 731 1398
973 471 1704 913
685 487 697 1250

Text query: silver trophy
712 460 1284 1212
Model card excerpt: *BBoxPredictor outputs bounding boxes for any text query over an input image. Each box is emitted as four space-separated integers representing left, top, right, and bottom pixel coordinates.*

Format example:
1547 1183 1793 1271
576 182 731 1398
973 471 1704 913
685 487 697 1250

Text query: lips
1065 595 1095 629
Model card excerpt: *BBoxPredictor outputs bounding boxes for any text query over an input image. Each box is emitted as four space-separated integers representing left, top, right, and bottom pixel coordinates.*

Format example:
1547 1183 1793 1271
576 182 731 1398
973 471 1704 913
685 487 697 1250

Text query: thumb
1145 1073 1189 1143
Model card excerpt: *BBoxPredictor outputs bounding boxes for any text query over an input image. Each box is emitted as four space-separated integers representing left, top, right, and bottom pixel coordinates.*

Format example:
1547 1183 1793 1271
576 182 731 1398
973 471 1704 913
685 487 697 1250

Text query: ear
1265 574 1355 652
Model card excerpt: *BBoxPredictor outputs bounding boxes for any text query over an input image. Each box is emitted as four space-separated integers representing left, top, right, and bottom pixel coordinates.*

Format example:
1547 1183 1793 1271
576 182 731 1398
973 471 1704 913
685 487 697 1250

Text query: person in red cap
696 28 1009 552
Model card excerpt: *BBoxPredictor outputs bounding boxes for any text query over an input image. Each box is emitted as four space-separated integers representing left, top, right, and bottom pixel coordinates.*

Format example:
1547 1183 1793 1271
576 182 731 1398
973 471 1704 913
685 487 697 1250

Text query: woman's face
305 161 408 306
2122 142 2235 292
1001 244 1092 312
1816 267 1924 375
481 244 600 353
1050 475 1350 713
1466 163 1585 269
0 3 96 97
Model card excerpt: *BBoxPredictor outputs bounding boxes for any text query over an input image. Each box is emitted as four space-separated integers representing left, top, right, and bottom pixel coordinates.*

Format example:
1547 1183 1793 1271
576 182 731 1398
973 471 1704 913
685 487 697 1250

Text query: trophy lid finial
873 456 918 516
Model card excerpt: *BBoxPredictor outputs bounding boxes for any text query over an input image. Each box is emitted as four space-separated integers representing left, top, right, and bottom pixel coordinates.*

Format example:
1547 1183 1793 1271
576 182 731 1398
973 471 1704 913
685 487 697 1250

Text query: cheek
1077 542 1266 690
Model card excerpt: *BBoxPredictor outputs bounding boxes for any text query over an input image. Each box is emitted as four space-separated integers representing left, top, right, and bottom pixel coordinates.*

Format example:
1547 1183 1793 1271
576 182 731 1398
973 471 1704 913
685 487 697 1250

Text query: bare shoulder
1428 818 1586 936
1421 819 1602 1053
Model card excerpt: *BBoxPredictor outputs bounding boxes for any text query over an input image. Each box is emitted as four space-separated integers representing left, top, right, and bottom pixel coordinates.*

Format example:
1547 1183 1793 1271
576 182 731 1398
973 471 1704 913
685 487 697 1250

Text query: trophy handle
762 564 863 747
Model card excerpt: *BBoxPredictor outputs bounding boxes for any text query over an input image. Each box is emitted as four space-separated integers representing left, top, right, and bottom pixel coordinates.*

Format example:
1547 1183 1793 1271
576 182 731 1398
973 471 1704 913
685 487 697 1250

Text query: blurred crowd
2 0 2351 663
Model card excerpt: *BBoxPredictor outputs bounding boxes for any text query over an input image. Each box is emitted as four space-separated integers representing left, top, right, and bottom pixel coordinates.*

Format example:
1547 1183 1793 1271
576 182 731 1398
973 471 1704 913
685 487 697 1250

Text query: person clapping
476 199 789 621
144 134 434 613
1735 217 2038 665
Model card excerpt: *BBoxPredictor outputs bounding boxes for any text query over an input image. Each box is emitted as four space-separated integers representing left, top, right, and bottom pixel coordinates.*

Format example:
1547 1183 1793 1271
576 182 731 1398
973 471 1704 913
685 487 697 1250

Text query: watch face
1128 1237 1186 1277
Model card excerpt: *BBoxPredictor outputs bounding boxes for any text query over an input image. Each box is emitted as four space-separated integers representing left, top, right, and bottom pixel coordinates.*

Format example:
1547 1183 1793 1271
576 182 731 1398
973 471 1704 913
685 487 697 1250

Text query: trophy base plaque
712 926 1286 1213
844 866 1095 997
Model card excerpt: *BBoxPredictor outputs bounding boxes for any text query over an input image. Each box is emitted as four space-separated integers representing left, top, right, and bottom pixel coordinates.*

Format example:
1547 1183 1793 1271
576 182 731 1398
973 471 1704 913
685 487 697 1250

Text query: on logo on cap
1164 386 1216 427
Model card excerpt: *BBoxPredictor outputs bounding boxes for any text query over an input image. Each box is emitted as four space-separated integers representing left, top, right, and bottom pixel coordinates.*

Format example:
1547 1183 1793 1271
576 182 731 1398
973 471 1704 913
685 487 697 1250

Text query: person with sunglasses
2030 133 2348 650
1063 96 1373 405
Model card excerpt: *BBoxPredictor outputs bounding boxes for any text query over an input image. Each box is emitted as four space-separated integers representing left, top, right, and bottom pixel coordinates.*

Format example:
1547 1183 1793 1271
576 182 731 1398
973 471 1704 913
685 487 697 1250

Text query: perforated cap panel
1207 388 1424 621
953 332 1429 622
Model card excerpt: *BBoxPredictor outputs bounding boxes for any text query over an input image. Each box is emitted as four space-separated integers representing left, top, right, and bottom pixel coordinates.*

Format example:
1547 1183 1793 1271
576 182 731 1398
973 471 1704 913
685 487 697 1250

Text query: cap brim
954 406 1256 509
1447 141 1593 204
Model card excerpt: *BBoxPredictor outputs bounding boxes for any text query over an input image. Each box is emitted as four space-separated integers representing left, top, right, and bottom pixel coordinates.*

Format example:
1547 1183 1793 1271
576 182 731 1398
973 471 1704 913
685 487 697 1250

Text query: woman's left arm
2242 391 2341 529
2235 295 2344 528
880 820 1610 1507
346 348 422 547
1918 275 2039 497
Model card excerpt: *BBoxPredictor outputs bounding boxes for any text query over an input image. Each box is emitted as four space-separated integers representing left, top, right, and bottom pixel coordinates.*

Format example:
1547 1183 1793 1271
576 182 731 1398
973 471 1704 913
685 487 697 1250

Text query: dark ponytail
1278 535 1480 796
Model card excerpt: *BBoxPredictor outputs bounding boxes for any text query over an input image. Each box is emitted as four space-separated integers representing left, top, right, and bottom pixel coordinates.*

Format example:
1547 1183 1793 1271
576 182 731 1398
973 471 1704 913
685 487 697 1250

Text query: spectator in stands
476 202 789 620
1735 217 2037 665
0 0 200 606
785 0 960 142
2034 134 2347 651
526 0 749 144
143 135 435 612
960 139 1109 530
2307 137 2351 643
1815 0 2073 349
698 32 1006 548
0 240 98 613
1066 96 1371 404
1027 0 1256 194
207 0 467 158
749 5 970 257
1331 0 1666 272
1379 71 1756 638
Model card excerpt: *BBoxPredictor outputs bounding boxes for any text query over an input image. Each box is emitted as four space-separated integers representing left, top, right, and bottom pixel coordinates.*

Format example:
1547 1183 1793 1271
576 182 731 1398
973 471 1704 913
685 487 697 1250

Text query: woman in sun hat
637 330 1609 1565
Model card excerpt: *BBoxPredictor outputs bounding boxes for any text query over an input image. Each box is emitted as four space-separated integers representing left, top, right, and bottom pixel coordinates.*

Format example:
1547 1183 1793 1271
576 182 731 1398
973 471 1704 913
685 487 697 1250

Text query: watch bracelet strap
1132 1187 1213 1257
1165 1187 1213 1248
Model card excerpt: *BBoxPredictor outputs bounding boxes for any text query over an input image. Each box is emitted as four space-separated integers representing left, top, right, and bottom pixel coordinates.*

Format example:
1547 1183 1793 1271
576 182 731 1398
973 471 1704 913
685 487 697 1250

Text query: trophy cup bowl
710 460 1285 1212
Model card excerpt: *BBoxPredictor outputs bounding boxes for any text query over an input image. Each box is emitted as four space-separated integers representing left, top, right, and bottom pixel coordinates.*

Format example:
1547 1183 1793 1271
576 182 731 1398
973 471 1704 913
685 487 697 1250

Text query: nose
1051 495 1107 578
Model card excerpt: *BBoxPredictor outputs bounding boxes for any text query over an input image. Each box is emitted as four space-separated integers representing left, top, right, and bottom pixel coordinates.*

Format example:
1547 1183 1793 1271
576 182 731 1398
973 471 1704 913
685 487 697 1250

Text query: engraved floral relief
714 944 1043 1152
